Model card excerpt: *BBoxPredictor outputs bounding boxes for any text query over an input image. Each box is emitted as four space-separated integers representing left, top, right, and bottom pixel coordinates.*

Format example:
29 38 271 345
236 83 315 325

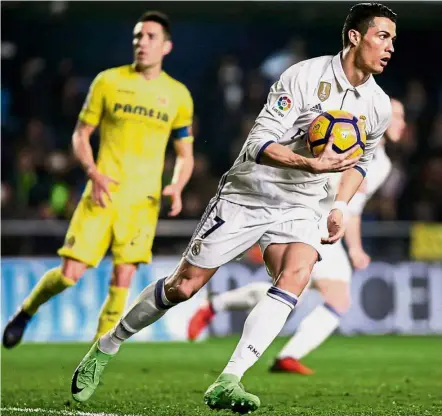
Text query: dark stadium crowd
3 50 442 224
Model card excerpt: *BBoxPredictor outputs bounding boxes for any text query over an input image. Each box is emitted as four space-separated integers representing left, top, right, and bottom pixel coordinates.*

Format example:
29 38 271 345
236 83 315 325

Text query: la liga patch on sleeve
270 94 293 118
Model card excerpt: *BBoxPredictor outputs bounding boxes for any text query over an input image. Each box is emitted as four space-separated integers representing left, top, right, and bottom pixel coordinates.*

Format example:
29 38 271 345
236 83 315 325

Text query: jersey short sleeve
245 63 307 162
171 86 194 142
79 72 106 127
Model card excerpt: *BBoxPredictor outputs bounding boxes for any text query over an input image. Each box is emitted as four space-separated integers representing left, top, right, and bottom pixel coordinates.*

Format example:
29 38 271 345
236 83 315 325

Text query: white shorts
184 197 323 269
310 239 352 282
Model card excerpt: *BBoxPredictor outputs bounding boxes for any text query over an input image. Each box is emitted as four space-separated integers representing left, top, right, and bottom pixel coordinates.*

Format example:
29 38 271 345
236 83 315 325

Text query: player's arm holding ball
162 86 195 217
252 65 360 173
73 72 119 208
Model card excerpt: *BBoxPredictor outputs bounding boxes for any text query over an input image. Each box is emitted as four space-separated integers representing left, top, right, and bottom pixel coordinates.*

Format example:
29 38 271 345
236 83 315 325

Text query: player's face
386 99 406 142
133 21 172 69
355 17 396 74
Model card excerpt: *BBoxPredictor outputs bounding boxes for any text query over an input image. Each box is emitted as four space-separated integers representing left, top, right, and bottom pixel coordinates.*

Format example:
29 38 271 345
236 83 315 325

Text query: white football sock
211 282 271 312
99 278 174 354
277 303 340 360
222 286 298 379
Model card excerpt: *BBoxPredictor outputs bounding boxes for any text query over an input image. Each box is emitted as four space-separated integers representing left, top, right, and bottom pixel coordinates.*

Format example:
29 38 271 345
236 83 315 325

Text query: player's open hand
321 208 345 244
162 184 183 217
349 247 371 270
89 169 119 208
310 135 362 174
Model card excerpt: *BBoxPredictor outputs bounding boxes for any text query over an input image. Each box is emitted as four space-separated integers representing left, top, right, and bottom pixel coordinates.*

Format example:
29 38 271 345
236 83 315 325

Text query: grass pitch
2 336 441 415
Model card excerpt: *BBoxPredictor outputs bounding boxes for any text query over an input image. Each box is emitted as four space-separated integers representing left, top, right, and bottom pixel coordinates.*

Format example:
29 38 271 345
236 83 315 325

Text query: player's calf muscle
165 260 217 303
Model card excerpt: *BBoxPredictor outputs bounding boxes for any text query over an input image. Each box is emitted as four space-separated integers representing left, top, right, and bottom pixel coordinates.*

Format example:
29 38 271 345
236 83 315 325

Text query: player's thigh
260 219 321 295
111 199 160 265
184 198 270 269
264 242 318 289
260 217 323 274
58 197 113 268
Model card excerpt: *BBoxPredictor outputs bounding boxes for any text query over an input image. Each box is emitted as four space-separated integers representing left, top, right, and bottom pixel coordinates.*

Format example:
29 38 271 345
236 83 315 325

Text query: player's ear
163 40 173 56
348 29 361 47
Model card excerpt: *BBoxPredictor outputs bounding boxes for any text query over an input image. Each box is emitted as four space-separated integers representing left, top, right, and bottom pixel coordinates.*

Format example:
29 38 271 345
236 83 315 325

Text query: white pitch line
1 407 142 416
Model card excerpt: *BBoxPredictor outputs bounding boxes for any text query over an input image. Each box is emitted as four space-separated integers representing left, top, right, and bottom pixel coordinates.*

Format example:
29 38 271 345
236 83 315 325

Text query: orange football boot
187 303 216 341
269 357 314 375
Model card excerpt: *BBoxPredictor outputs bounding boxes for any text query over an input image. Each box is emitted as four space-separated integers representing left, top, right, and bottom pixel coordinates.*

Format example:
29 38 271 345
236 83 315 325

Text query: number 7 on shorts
201 216 225 239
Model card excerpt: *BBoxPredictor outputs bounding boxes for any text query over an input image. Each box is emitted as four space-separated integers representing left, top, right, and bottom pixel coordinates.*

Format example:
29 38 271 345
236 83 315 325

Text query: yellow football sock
94 286 129 341
22 267 75 315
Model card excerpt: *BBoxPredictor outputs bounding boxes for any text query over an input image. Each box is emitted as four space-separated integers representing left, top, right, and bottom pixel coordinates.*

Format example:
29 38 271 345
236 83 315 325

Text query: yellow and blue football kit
58 65 194 267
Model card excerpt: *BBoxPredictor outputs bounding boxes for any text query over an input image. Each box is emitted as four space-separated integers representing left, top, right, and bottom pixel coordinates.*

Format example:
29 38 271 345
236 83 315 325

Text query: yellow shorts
58 196 160 267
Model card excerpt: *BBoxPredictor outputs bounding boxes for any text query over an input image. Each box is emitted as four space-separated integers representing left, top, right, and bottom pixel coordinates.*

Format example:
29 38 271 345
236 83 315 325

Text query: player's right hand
321 208 345 244
88 168 119 208
309 135 362 174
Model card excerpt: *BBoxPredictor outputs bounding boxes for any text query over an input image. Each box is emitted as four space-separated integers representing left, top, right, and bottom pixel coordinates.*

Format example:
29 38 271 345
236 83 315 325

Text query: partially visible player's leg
99 258 218 355
3 198 111 349
219 242 317 377
188 282 271 340
94 199 160 340
23 258 85 315
2 258 85 349
205 239 319 413
271 242 351 374
94 264 136 341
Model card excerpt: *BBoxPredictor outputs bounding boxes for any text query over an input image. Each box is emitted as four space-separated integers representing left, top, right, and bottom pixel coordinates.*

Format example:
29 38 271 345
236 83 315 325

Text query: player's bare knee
112 264 137 287
276 266 311 294
61 258 87 282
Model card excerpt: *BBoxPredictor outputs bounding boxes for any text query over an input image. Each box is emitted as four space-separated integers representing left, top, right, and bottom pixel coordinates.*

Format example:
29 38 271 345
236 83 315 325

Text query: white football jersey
219 53 392 215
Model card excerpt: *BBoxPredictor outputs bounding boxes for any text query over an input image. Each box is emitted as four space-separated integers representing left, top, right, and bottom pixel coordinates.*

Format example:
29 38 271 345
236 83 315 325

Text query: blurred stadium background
1 2 442 415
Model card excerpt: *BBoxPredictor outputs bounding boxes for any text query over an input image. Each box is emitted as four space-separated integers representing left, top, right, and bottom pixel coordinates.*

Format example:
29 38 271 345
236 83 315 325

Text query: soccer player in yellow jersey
2 11 195 348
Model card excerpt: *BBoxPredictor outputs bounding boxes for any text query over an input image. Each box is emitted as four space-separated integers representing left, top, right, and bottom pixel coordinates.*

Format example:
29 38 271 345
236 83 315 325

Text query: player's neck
135 63 163 81
341 49 370 88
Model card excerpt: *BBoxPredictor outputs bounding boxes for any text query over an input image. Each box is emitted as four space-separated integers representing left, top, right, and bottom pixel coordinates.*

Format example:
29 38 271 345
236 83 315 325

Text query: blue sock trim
267 286 298 309
154 278 173 310
323 302 341 318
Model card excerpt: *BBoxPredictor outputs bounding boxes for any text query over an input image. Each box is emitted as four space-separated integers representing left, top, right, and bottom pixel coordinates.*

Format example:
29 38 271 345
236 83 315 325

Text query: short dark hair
138 11 171 39
342 3 397 47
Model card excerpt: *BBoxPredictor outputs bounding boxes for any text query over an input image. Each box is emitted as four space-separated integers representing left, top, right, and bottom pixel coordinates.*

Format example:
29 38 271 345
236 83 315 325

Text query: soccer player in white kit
71 3 397 412
187 98 406 375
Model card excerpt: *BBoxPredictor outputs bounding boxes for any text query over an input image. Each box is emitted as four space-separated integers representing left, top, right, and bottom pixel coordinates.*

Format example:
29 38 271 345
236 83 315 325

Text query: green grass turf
1 336 441 416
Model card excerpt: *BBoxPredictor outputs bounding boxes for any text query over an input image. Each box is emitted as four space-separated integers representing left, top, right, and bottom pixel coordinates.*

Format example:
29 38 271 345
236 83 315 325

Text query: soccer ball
307 110 366 158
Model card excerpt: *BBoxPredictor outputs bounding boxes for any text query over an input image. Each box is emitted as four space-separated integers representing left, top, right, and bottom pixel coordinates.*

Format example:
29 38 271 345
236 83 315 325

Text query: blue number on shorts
201 216 225 239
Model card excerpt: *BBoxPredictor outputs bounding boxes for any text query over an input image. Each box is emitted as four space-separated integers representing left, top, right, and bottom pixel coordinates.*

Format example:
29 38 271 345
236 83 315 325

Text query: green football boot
204 373 260 414
71 341 114 402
